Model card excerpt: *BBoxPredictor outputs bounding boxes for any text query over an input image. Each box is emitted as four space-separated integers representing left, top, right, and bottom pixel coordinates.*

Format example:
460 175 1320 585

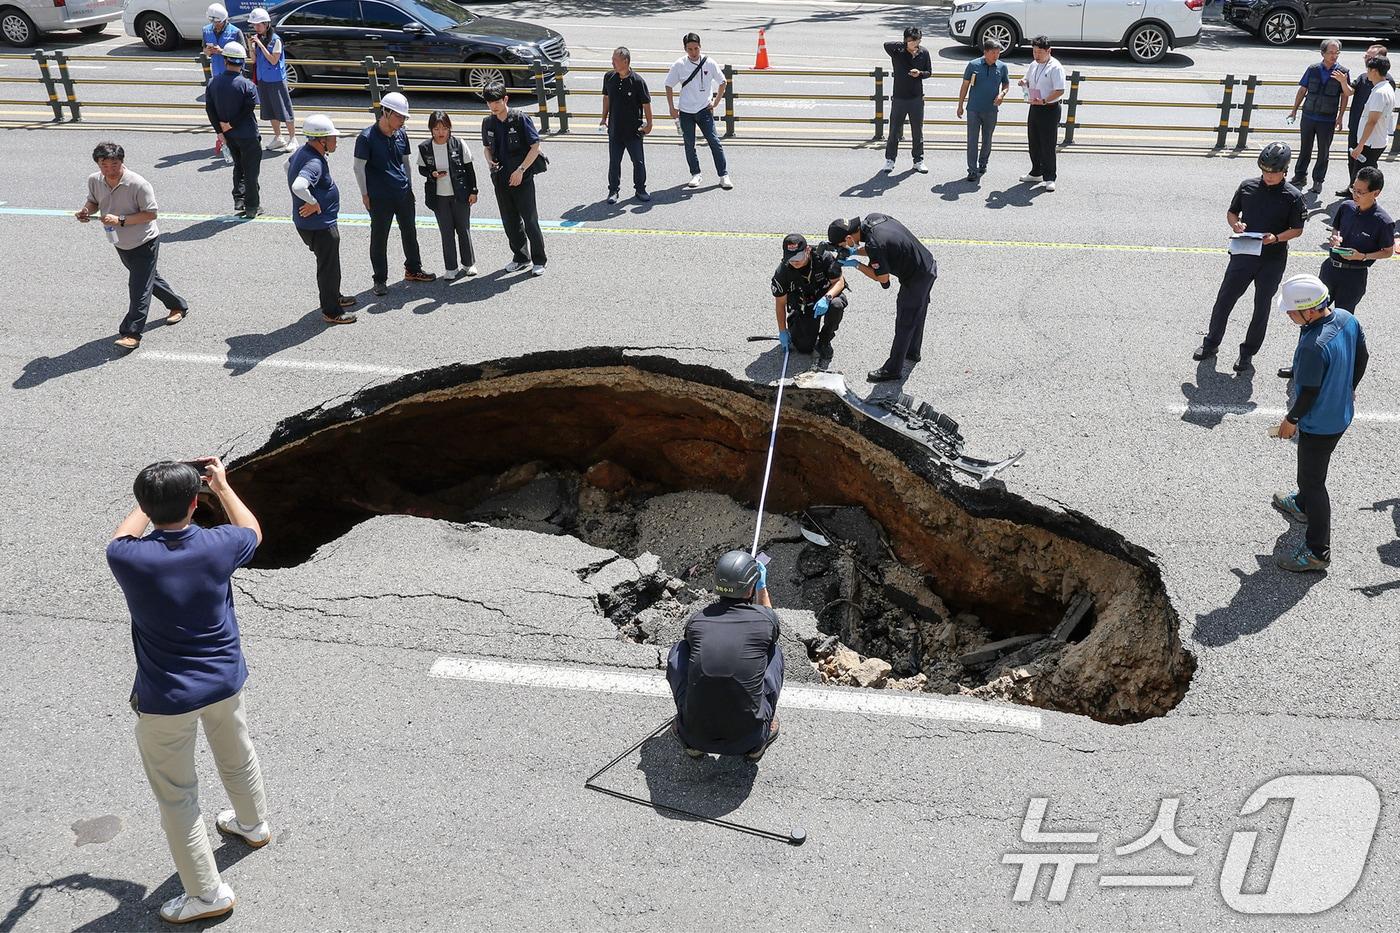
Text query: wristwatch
118 216 126 227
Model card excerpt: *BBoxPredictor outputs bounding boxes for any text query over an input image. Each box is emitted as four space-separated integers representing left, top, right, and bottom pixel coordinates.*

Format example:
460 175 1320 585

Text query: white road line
153 67 197 72
142 350 413 376
429 656 1044 729
1168 403 1400 423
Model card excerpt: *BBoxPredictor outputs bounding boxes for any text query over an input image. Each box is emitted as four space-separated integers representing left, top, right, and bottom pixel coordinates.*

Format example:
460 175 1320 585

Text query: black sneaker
966 171 978 182
1289 177 1306 189
322 311 357 325
636 189 652 202
745 717 780 762
1277 366 1293 379
817 339 834 362
670 722 702 759
1192 343 1217 361
1335 187 1352 198
867 367 901 383
1309 180 1324 195
1233 353 1254 372
372 282 388 297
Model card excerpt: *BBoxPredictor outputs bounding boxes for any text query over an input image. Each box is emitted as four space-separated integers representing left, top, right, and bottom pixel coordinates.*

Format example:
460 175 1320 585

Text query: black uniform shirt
862 213 936 282
1228 177 1306 259
682 599 780 749
884 41 932 100
603 70 651 137
771 242 844 310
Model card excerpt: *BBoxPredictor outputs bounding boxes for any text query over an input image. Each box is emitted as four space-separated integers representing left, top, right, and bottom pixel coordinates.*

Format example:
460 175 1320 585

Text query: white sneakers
444 266 462 279
913 160 928 174
1020 174 1043 183
465 265 478 277
531 264 546 276
882 158 896 172
606 192 620 204
266 135 282 150
719 174 733 190
160 883 236 924
505 260 531 272
1042 181 1057 192
684 174 732 189
216 809 271 848
686 173 702 188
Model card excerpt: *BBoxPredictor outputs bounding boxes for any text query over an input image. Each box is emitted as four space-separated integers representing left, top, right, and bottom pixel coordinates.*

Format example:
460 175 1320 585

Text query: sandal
114 336 140 350
166 308 187 325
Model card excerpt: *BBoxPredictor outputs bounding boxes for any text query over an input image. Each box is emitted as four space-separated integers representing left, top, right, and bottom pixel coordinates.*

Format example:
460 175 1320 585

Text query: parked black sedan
251 0 567 93
1222 0 1400 46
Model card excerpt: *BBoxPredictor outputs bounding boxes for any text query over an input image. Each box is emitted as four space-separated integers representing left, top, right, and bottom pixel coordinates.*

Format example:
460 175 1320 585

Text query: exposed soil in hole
201 348 1194 723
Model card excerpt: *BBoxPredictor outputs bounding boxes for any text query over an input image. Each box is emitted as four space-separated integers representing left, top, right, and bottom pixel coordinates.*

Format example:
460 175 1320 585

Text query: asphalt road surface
2 3 1400 931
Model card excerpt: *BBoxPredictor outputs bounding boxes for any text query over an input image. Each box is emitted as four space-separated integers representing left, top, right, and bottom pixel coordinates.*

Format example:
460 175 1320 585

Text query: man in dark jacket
482 83 547 275
1286 38 1352 195
204 41 261 218
882 27 931 174
667 550 783 761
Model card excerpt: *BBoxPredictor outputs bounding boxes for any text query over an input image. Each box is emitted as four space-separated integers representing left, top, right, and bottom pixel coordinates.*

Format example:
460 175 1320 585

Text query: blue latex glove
843 245 857 257
840 257 860 268
813 296 829 318
755 561 768 591
778 330 791 350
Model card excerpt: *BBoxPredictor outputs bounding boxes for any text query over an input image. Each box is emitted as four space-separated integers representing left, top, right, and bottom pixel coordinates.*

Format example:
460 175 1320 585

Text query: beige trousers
134 689 268 896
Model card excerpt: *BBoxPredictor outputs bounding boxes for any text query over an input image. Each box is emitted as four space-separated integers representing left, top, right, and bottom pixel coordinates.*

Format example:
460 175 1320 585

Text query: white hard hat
302 113 339 137
248 7 271 24
1278 273 1331 314
221 41 247 61
207 3 228 21
379 91 410 117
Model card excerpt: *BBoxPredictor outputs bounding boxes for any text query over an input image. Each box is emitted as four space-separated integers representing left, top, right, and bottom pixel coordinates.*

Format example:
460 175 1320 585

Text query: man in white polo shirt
665 32 732 191
1018 36 1066 192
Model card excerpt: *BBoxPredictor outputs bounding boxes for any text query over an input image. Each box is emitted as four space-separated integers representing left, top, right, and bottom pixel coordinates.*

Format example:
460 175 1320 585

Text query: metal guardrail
3 50 1398 155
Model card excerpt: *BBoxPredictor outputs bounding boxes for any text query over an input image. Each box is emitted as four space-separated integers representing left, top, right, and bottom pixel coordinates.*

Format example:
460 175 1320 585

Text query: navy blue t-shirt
287 142 339 231
1332 201 1395 270
1291 308 1365 435
354 123 411 201
107 524 259 715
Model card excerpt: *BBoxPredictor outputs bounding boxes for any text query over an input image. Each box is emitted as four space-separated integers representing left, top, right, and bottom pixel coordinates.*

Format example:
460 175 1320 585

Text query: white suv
949 0 1204 64
123 0 246 51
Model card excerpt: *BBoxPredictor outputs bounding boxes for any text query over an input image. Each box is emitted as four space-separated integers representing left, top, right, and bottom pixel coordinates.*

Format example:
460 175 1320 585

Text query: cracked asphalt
2 55 1399 930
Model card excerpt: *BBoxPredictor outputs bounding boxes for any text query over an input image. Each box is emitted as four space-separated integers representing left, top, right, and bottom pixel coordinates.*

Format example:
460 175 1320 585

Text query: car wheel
974 17 1019 53
1260 8 1299 45
0 8 38 47
285 61 304 96
464 57 509 95
1126 22 1169 63
79 23 107 36
136 12 179 52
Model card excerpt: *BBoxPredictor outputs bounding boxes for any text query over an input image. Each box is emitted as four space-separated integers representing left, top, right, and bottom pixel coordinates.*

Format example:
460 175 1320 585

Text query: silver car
1 0 123 46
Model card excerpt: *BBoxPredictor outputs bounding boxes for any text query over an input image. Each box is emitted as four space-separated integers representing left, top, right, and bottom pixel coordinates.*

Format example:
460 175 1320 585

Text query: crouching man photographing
667 550 784 762
106 458 271 924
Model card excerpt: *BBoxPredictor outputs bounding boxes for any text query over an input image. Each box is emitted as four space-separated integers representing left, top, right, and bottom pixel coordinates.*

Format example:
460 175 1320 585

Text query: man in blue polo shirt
1271 274 1370 572
289 113 357 324
107 458 271 924
1319 165 1394 314
1286 38 1352 195
956 39 1010 183
353 91 435 296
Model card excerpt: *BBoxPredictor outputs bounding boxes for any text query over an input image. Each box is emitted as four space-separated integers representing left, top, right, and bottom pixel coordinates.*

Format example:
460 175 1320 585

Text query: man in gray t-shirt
76 141 188 350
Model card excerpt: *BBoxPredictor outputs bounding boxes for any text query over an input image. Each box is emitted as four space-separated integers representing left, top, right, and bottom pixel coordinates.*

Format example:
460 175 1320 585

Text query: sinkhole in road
205 349 1194 723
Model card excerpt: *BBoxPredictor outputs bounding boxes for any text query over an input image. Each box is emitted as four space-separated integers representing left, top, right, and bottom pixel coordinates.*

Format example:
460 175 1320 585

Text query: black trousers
297 225 342 316
1318 258 1368 313
885 97 925 162
1295 119 1336 184
787 294 847 352
226 134 261 213
368 192 423 284
116 236 186 336
882 272 935 373
1205 252 1287 355
431 199 474 270
493 171 546 266
1348 144 1382 182
1296 429 1345 556
1027 103 1060 181
607 132 647 194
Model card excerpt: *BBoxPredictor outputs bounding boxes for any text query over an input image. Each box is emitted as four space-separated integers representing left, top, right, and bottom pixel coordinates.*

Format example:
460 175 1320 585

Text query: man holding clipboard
1193 142 1306 373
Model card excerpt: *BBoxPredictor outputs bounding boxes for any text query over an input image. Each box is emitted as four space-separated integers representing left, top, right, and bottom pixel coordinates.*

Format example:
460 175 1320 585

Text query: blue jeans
678 109 727 176
966 108 998 173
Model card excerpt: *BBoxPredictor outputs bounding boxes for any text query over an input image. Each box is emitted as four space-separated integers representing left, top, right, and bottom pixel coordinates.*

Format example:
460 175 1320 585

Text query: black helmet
714 549 761 598
1258 142 1291 173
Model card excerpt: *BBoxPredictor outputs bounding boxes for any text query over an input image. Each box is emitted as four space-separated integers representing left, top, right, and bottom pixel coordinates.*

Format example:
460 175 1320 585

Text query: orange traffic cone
754 28 770 69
